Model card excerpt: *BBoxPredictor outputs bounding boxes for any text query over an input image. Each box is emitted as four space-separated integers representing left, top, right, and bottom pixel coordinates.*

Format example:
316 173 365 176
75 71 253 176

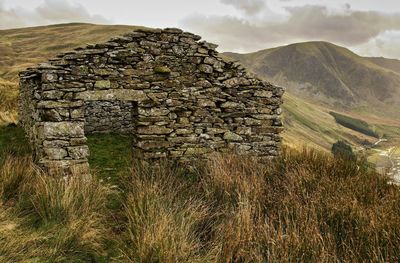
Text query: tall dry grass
204 149 400 262
0 157 112 262
0 79 18 125
1 147 400 262
117 162 213 262
0 112 17 125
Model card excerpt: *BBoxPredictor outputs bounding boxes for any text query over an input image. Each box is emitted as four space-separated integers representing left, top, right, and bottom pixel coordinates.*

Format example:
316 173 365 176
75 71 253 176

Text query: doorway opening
84 100 138 183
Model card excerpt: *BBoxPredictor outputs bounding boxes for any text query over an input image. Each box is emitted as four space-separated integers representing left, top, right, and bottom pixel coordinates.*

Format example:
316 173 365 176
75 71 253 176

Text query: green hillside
281 93 400 151
368 57 400 75
0 23 143 80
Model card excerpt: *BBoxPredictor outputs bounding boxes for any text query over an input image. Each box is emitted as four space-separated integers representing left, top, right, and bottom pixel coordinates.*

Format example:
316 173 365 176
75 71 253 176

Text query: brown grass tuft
0 158 112 262
117 161 213 262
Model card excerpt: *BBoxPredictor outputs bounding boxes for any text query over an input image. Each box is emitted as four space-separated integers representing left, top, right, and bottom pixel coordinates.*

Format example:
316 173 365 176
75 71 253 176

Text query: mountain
367 57 400 75
224 42 400 117
1 23 399 151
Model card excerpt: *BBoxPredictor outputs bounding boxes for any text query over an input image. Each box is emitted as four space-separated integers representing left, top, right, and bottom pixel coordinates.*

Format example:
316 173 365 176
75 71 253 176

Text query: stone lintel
75 89 148 101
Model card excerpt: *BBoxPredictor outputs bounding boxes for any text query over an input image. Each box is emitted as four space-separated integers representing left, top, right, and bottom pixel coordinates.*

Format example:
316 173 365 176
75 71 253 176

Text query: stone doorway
83 100 138 178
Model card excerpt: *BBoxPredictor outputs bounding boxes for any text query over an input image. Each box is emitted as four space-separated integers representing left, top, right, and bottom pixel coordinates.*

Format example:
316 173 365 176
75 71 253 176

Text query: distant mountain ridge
224 42 400 111
367 57 400 75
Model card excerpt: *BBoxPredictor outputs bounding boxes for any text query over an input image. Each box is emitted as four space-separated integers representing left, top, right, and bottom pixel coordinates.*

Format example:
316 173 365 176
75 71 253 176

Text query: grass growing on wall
330 111 379 138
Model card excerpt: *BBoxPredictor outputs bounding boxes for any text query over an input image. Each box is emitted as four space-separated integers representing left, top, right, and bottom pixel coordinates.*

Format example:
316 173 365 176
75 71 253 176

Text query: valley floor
370 145 400 184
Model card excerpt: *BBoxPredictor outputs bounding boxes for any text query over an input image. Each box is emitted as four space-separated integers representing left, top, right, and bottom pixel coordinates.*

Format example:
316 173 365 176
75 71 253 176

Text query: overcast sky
1 0 400 58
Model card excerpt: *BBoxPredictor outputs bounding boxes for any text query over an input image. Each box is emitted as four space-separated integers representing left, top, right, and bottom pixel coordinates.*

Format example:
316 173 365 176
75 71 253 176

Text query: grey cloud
220 0 266 15
181 4 400 57
356 30 400 59
283 5 400 46
181 15 273 52
0 0 109 29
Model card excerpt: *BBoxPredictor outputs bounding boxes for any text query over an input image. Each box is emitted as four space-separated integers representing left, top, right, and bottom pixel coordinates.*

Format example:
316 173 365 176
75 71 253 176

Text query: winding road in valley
387 146 400 184
374 145 400 185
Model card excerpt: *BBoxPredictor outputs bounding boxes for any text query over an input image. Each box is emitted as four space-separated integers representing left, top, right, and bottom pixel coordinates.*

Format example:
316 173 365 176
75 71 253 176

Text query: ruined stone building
19 28 284 173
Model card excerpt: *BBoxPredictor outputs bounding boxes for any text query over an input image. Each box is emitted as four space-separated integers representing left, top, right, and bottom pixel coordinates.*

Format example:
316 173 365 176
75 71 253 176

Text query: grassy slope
368 56 400 75
285 91 400 149
0 23 143 81
281 93 399 152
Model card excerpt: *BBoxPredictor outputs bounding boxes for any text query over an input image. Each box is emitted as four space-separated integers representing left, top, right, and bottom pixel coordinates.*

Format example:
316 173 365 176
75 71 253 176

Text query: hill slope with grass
1 23 399 151
281 92 400 151
0 23 143 81
225 42 400 117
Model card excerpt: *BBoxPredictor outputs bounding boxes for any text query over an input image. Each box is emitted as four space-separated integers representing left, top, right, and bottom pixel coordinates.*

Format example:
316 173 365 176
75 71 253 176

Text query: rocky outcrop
19 27 284 174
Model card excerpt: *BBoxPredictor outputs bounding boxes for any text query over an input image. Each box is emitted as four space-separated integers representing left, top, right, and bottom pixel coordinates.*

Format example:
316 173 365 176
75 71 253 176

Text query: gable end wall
19 28 284 173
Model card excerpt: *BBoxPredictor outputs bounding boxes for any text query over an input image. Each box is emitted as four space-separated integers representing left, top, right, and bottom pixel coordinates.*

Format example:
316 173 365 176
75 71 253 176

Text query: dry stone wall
84 101 137 134
19 27 284 173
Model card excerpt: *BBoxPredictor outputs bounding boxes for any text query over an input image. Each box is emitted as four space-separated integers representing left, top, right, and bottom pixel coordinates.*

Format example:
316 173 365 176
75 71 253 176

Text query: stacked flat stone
19 27 284 173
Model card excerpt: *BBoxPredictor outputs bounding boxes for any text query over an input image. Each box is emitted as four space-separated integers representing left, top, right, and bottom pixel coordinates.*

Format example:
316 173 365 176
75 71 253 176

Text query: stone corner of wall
39 159 90 176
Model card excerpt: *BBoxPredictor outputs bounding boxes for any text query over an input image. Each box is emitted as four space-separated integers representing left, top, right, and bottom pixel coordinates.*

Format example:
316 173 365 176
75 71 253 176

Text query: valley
370 145 400 184
224 41 400 161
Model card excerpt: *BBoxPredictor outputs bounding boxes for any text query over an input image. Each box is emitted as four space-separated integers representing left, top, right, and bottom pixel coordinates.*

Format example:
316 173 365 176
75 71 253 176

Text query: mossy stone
154 66 171 74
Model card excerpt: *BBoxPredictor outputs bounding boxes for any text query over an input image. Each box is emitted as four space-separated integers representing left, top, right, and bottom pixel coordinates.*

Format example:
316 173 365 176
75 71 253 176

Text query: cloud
0 0 109 29
355 30 400 59
181 3 400 58
282 5 400 46
220 0 266 15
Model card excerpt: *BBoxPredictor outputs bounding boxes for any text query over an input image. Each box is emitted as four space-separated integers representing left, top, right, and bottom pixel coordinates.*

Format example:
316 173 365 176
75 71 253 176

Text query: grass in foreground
1 146 400 262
